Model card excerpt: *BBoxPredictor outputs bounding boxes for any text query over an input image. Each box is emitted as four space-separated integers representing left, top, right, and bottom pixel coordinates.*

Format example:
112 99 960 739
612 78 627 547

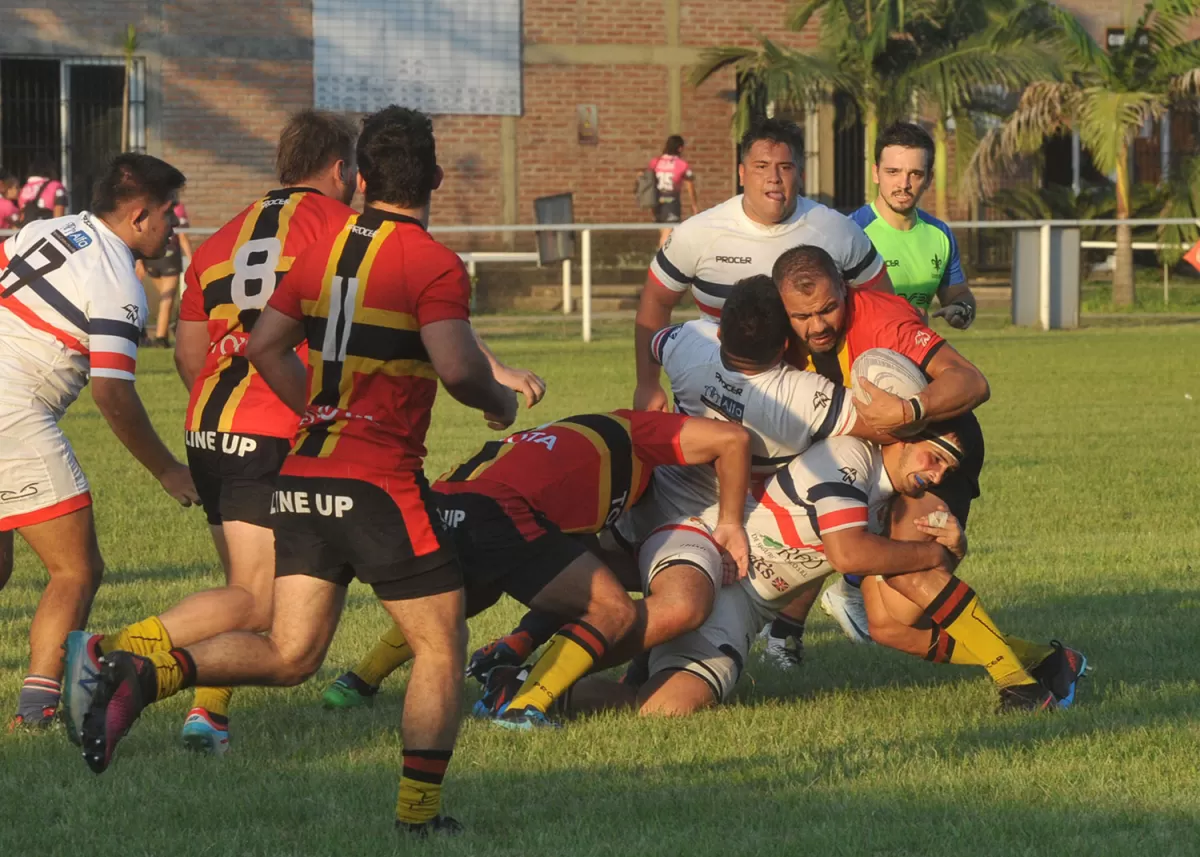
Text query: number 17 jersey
180 188 355 438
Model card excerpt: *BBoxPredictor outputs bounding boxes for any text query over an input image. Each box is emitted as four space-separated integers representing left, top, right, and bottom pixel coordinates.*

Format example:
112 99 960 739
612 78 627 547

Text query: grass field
2 320 1200 857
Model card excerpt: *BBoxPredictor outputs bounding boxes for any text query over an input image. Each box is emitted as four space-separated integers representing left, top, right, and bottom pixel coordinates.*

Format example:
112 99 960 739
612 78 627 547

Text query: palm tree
972 0 1200 306
692 0 1055 217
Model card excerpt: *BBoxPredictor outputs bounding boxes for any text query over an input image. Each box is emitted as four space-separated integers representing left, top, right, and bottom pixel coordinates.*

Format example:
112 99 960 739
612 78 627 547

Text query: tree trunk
864 103 878 204
933 114 948 220
1112 138 1135 307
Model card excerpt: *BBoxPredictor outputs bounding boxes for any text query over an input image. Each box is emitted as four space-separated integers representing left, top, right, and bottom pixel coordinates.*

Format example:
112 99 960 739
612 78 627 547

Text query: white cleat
820 578 873 644
762 635 803 670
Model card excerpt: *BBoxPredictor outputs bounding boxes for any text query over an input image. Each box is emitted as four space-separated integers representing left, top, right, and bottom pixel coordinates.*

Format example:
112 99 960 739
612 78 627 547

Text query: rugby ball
850 348 928 434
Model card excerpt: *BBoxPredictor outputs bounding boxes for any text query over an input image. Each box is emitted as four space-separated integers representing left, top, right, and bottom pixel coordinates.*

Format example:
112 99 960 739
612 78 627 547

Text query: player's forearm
635 286 677 385
92 383 181 478
712 430 751 526
826 530 947 577
249 350 309 416
440 349 515 415
916 367 989 422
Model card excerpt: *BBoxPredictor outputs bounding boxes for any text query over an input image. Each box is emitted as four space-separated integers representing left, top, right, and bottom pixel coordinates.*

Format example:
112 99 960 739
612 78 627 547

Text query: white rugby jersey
703 435 896 610
648 195 886 319
647 320 857 518
0 213 146 418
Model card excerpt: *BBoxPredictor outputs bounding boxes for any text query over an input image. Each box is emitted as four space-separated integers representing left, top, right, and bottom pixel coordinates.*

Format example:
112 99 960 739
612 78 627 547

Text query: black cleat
1031 641 1089 708
80 651 154 774
396 815 464 837
997 681 1059 714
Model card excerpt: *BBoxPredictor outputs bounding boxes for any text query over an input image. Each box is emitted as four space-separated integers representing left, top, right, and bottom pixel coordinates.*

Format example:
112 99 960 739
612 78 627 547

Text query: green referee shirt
850 202 964 312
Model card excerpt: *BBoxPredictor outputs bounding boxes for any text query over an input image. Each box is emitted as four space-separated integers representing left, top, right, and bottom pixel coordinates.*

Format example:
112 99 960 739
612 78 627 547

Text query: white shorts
648 582 768 702
637 515 724 593
0 408 91 531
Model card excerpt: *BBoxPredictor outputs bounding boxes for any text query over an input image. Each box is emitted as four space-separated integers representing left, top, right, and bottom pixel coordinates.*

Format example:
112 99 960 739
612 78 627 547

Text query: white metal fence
4 217 1199 341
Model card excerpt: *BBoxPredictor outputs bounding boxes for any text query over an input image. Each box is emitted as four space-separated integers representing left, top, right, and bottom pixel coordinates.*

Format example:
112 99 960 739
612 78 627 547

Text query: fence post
581 229 592 343
1164 263 1169 307
562 258 572 314
1038 223 1051 331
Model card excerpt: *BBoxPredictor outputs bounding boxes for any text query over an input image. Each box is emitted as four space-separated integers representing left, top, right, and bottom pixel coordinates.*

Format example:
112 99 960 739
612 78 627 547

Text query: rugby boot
322 672 378 710
1031 641 1089 708
80 651 154 774
471 666 526 718
820 578 872 644
492 704 558 731
397 816 464 837
467 634 532 684
996 681 1059 714
61 631 104 746
180 707 230 756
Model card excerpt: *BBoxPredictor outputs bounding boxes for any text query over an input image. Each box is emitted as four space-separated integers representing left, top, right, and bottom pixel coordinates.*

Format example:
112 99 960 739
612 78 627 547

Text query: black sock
768 617 805 641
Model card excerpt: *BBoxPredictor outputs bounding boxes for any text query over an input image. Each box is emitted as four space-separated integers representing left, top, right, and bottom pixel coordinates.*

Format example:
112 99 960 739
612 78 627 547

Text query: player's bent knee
637 670 717 717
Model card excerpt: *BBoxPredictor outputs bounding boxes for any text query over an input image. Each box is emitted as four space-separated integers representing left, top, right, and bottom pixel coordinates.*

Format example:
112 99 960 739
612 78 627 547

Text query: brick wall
4 0 1198 238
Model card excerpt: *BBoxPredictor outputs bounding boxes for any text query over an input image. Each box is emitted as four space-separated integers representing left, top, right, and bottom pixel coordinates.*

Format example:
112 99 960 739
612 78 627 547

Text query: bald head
772 244 844 296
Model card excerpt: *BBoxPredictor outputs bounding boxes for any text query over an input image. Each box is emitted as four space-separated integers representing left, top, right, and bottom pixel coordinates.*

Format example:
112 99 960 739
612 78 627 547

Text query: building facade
0 0 1190 237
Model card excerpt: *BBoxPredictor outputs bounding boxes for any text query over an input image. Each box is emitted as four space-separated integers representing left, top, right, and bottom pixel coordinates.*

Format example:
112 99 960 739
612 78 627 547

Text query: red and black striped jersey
180 188 354 438
435 410 691 534
268 208 471 480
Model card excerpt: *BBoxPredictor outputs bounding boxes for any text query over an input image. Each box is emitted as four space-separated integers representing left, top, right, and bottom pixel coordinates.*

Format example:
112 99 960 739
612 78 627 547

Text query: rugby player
77 106 516 837
322 408 751 729
0 154 198 731
462 277 887 685
850 122 977 326
633 118 891 414
566 423 1084 716
62 109 359 755
771 245 1085 697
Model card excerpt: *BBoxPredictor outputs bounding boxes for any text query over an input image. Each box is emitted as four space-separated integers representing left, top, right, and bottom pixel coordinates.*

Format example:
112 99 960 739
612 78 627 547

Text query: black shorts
655 197 682 224
143 250 183 278
185 432 291 527
927 411 985 527
433 488 588 607
272 474 461 601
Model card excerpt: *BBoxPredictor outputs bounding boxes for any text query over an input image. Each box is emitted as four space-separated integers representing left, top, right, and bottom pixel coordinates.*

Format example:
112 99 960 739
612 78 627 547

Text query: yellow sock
505 621 609 714
1004 636 1055 669
192 686 233 720
925 578 1034 689
101 616 173 657
353 625 414 687
396 750 451 825
148 649 196 702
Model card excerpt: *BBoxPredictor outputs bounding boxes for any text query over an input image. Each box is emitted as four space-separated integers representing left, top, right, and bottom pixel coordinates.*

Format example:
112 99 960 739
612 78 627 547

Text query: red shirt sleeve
414 246 471 326
625 409 691 468
179 263 205 321
850 290 946 371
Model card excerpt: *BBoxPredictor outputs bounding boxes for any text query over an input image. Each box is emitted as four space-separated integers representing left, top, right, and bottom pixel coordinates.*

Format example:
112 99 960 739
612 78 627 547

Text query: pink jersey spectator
0 198 18 229
18 177 68 221
649 155 693 197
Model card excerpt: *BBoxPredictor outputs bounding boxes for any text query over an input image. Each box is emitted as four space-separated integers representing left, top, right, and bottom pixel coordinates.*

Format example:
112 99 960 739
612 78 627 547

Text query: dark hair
664 135 685 156
276 109 357 185
739 119 803 163
91 153 185 216
772 244 843 295
357 106 438 207
0 166 14 187
29 153 59 180
921 413 983 466
719 275 790 364
875 122 935 170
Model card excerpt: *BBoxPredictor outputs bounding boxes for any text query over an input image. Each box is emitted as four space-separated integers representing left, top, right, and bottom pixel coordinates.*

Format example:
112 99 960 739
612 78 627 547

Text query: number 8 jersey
179 188 355 438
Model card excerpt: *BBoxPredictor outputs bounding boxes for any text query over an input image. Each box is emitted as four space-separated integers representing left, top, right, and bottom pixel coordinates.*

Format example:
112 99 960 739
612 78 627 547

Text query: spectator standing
18 155 68 224
0 169 20 229
138 200 193 347
648 135 698 247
